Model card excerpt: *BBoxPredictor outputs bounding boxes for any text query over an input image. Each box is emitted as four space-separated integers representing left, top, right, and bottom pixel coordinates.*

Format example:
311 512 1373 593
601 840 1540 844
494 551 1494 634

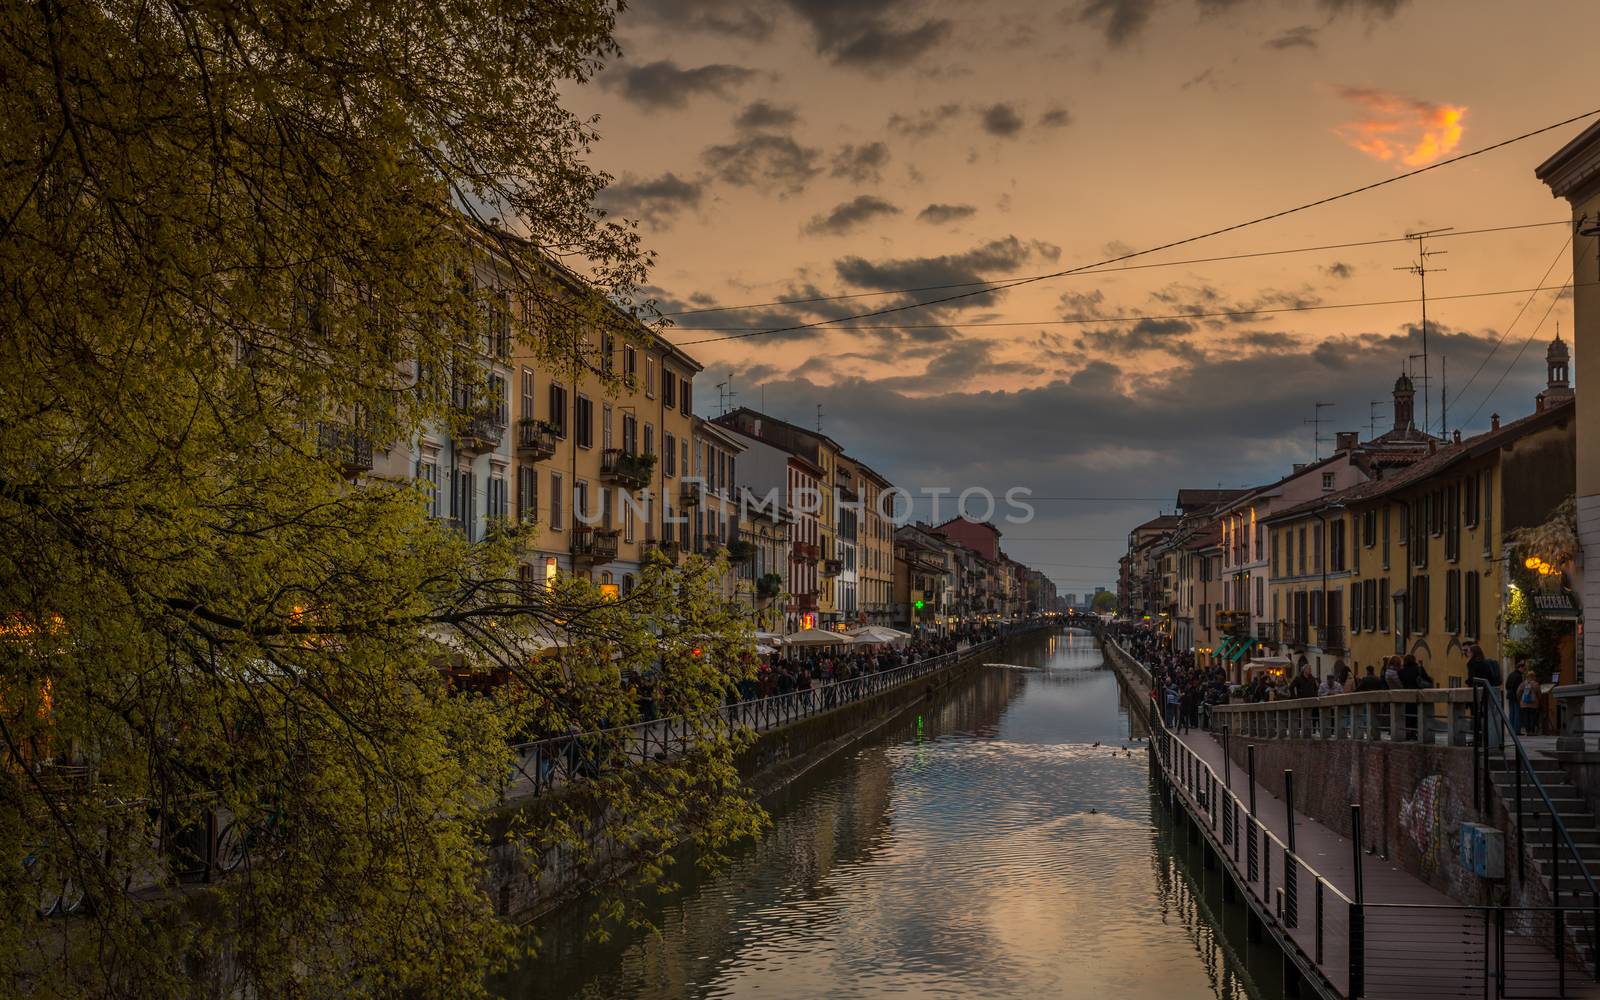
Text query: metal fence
505 629 1039 799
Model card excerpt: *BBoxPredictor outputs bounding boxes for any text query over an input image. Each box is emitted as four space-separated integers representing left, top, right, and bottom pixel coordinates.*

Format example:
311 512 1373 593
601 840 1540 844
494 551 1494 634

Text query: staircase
1489 752 1600 975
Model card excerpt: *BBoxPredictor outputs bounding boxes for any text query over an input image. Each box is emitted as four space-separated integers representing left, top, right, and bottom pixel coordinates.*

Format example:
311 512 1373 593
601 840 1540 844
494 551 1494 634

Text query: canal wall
495 626 1056 921
1104 637 1551 913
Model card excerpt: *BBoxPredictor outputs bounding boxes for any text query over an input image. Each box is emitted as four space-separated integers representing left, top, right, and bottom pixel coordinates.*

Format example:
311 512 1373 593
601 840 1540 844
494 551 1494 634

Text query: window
664 432 676 476
520 368 535 425
622 412 638 454
1322 471 1335 491
550 473 564 530
600 332 614 375
625 503 635 543
1411 574 1429 634
489 475 507 522
575 480 590 527
1382 506 1391 570
1271 530 1280 576
1301 525 1310 573
1379 578 1390 631
662 367 676 408
1482 468 1494 555
488 373 508 426
602 403 613 452
575 395 593 449
1444 568 1461 634
646 357 656 398
1364 579 1378 631
680 377 691 415
1464 473 1480 528
1445 483 1461 562
1329 520 1345 572
420 461 439 517
1255 575 1264 617
488 288 511 358
1350 582 1362 632
1464 570 1481 638
644 423 654 457
624 345 637 385
681 439 689 480
548 384 568 438
518 466 538 524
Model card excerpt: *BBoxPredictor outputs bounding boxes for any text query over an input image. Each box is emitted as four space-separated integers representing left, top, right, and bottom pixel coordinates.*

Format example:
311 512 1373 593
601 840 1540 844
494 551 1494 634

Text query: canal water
497 630 1282 1000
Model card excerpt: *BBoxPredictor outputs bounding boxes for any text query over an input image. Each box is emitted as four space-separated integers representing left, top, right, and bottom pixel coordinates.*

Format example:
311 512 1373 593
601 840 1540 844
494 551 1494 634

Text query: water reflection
499 630 1273 1000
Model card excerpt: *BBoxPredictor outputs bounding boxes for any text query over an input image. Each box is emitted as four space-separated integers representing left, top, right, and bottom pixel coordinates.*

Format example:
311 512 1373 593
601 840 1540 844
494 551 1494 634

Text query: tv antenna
1304 401 1334 460
1396 227 1451 435
816 404 823 433
1368 400 1385 441
716 375 736 416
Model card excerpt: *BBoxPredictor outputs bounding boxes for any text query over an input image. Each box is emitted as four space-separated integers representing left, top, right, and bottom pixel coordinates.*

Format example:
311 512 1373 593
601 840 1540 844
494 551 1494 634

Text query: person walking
1355 665 1385 692
1518 668 1542 737
1505 657 1526 738
1164 683 1180 730
1467 644 1504 749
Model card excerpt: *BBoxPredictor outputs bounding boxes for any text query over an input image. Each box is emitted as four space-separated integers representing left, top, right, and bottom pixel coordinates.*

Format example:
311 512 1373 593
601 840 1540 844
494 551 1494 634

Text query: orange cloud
1335 87 1467 167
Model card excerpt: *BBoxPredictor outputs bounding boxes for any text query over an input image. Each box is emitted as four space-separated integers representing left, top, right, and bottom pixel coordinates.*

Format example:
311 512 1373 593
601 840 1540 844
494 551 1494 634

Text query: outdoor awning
1215 638 1234 658
1231 642 1250 662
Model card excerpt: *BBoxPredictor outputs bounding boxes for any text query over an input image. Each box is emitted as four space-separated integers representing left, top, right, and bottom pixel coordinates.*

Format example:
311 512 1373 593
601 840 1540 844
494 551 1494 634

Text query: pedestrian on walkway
1165 683 1180 730
1467 644 1504 749
1505 657 1526 738
1517 665 1541 737
1355 665 1385 692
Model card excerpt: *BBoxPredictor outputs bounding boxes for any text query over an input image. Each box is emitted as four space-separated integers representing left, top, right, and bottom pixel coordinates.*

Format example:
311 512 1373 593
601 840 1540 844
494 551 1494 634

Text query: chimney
1335 431 1358 452
1491 413 1501 431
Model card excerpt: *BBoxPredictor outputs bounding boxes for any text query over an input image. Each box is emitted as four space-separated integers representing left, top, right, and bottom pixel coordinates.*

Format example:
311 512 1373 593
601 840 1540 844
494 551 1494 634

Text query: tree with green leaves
0 1 761 995
1091 591 1117 614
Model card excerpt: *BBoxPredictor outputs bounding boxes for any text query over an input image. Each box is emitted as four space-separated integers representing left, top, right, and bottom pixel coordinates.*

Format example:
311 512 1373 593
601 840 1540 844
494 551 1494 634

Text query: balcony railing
679 481 701 507
458 412 505 454
793 541 820 562
821 558 843 577
317 422 373 474
790 590 819 611
516 419 558 461
600 448 652 489
571 527 619 563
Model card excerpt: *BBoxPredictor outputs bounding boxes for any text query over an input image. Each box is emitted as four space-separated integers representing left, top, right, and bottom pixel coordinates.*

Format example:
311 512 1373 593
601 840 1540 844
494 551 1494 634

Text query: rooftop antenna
716 374 737 416
1303 401 1334 460
816 403 823 433
1439 356 1447 441
1396 227 1451 436
1368 400 1384 441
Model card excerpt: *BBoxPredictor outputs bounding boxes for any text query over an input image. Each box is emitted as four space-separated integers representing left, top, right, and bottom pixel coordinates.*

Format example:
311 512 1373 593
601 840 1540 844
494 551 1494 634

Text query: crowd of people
1111 622 1560 736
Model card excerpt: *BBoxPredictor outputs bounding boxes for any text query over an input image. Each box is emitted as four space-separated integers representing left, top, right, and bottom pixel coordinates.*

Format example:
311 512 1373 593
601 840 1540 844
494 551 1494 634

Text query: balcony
600 448 653 489
793 541 820 562
820 558 843 577
571 527 619 564
790 590 819 611
516 419 558 461
458 412 505 455
679 480 701 507
642 537 682 563
317 422 373 474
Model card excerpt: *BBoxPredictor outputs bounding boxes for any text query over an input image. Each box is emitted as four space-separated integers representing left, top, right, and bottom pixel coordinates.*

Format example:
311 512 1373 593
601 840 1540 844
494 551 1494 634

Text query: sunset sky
576 0 1598 594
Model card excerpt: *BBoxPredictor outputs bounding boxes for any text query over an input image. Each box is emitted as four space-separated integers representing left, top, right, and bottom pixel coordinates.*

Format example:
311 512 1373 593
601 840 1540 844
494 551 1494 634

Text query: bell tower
1393 372 1416 432
1537 331 1574 411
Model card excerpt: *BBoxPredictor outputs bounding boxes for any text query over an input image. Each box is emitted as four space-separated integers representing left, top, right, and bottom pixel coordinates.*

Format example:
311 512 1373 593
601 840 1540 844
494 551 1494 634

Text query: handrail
1473 678 1600 906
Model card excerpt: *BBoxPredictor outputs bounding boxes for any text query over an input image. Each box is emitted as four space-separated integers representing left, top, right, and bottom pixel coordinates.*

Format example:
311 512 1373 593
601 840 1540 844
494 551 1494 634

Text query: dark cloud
602 60 759 110
833 235 1062 316
1076 0 1157 47
918 203 978 225
1074 318 1205 362
1039 107 1073 128
980 103 1026 138
887 103 964 139
782 0 952 69
702 133 823 194
1181 68 1218 90
593 172 706 229
803 195 901 236
735 100 801 130
830 142 891 182
1266 25 1319 49
1325 261 1355 279
1080 0 1409 47
623 0 777 39
1058 289 1111 321
1146 281 1323 328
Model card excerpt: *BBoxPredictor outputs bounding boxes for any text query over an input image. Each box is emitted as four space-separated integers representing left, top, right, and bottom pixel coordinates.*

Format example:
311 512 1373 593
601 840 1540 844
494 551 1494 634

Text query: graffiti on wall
1399 774 1448 873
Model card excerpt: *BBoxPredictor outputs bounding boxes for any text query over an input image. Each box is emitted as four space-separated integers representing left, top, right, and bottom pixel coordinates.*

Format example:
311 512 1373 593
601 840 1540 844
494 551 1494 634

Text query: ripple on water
500 643 1268 1000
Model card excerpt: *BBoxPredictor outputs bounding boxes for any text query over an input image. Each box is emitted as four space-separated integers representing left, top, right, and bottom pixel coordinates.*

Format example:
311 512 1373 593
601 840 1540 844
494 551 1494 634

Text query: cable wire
668 107 1600 347
662 220 1569 318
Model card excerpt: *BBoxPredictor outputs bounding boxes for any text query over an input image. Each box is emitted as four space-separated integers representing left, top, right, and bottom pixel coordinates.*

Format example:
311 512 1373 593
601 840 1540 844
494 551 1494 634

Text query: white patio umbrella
848 625 910 644
781 627 856 646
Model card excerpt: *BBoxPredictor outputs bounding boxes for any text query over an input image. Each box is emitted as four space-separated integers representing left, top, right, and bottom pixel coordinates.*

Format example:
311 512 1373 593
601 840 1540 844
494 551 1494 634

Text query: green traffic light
914 599 925 610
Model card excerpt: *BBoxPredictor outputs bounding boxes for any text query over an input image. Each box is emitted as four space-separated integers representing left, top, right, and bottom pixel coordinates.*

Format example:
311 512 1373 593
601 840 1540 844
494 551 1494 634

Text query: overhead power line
673 280 1594 336
666 106 1600 348
662 220 1568 318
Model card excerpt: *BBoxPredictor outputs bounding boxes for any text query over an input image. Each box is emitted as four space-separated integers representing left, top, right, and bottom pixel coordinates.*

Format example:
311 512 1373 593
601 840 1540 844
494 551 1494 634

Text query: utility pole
1304 401 1333 460
1396 228 1451 436
1439 357 1447 440
1368 400 1384 441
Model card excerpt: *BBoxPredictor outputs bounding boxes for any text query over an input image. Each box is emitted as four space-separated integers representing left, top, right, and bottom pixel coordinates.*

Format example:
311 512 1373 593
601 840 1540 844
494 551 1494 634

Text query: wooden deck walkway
1159 725 1600 999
